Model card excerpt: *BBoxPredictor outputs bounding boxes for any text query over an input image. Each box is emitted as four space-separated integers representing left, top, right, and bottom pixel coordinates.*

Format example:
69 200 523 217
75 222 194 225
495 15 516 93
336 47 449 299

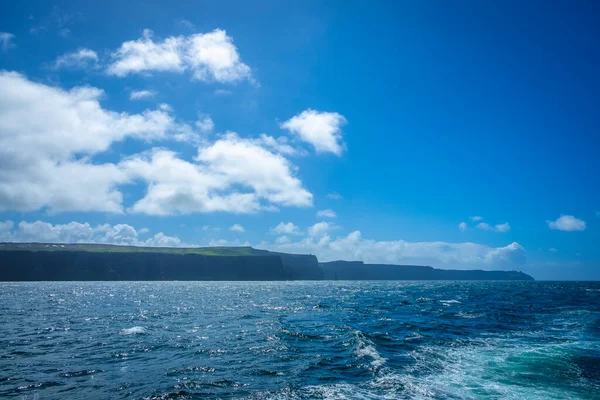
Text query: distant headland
0 242 534 281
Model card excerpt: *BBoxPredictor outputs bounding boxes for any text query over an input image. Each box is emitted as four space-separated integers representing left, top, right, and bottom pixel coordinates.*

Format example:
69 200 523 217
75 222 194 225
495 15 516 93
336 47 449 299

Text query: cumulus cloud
270 222 301 235
469 216 484 222
208 238 250 247
53 48 99 69
229 224 244 232
107 29 254 84
459 222 467 232
122 133 312 215
0 220 182 247
145 232 182 247
326 192 342 200
547 215 586 231
0 220 15 241
0 72 311 215
0 71 196 213
275 235 291 244
281 109 347 155
308 221 332 237
0 32 16 51
258 231 527 270
130 89 156 100
316 209 336 218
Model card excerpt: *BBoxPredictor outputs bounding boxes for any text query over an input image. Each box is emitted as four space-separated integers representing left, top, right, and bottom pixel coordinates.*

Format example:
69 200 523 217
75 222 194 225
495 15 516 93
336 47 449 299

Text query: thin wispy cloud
0 32 15 51
53 48 99 69
130 89 156 100
316 209 337 218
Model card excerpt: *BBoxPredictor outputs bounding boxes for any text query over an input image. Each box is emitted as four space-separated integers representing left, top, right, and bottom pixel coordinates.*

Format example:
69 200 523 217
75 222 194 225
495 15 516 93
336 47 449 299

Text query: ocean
1 281 599 399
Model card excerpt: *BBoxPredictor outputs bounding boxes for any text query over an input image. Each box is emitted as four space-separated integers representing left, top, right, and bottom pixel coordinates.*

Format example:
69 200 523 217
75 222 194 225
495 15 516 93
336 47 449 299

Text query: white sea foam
354 331 386 368
439 299 461 305
120 326 146 335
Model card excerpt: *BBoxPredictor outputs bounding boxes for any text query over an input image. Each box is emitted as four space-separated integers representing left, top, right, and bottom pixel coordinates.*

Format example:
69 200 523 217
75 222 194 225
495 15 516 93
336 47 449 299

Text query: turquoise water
1 281 599 399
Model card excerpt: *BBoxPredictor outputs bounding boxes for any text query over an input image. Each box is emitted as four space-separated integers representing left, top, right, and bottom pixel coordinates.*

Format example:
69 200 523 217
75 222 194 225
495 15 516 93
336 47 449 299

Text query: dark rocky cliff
0 251 287 281
320 260 534 281
0 243 534 281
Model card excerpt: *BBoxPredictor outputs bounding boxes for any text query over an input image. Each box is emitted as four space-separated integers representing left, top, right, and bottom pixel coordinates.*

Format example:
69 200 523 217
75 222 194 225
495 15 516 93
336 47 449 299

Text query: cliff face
320 261 534 281
0 251 287 281
249 249 323 280
0 243 534 281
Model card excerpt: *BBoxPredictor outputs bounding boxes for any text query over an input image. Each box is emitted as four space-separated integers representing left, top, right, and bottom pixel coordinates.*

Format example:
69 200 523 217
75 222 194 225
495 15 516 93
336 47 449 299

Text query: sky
0 0 598 280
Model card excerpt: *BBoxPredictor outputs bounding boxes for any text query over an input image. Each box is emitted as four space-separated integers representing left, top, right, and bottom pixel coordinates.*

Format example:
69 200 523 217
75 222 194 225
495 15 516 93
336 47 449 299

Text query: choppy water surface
1 281 599 399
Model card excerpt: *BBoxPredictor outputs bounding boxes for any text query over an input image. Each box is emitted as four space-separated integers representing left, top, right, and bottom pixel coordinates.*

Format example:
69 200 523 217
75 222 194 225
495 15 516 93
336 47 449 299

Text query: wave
120 326 147 335
354 331 386 369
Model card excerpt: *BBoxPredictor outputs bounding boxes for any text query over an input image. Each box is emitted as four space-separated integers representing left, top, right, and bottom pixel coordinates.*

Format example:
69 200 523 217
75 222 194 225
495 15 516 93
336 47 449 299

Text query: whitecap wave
120 326 147 335
354 331 386 368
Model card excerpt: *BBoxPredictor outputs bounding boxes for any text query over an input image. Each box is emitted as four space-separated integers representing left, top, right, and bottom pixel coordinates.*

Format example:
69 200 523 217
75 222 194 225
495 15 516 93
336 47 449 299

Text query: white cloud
258 231 527 270
476 222 510 232
281 109 347 155
122 132 312 215
547 215 586 231
139 227 150 234
107 29 184 76
178 19 196 31
208 238 250 247
145 232 182 247
469 216 484 222
130 89 156 100
326 192 342 200
0 32 16 51
253 134 298 155
476 222 492 231
0 72 314 216
107 29 254 84
0 220 183 247
317 209 336 218
308 221 331 237
495 222 511 232
54 48 99 69
214 89 232 96
195 114 214 133
270 222 301 235
549 248 558 253
459 222 467 232
275 235 291 244
229 224 244 232
0 71 194 213
0 220 15 241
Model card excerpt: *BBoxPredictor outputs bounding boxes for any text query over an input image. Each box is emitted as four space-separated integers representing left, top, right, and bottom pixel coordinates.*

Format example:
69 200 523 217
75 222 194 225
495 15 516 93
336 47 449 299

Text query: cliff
0 243 534 281
0 250 287 281
319 260 534 281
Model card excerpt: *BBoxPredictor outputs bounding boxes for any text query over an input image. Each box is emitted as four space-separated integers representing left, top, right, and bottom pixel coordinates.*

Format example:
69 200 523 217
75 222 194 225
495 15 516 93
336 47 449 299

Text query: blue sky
0 1 598 279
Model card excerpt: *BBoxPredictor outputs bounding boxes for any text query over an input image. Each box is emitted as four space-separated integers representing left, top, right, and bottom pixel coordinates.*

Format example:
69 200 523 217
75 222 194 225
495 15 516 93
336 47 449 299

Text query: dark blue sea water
1 281 599 399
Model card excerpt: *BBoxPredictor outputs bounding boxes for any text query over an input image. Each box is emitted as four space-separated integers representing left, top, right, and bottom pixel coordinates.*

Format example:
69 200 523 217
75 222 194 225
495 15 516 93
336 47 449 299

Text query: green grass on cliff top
0 242 265 256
